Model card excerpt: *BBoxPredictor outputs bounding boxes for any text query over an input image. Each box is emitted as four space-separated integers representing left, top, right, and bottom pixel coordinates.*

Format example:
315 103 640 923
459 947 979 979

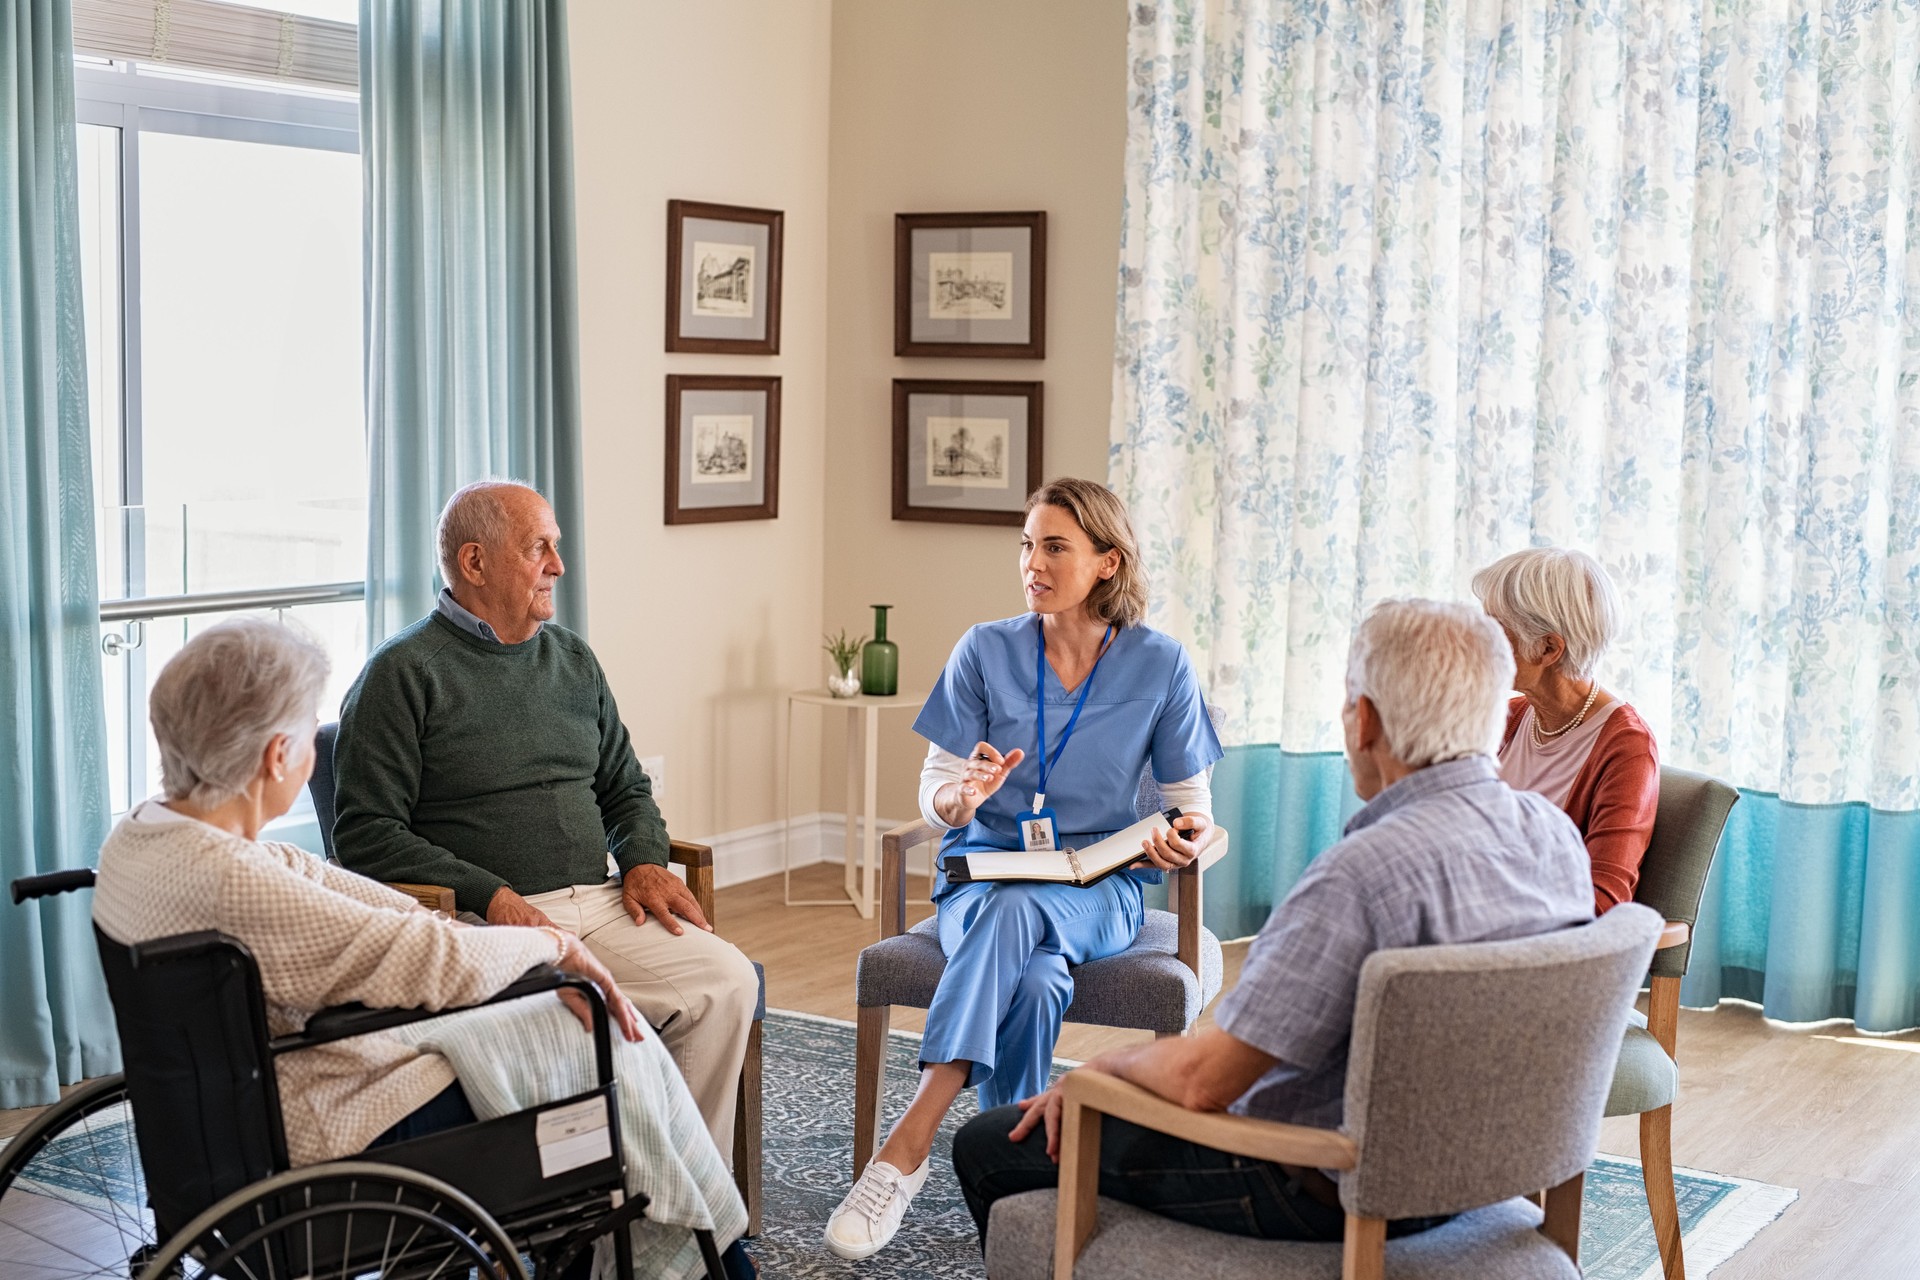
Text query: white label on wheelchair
535 1096 613 1178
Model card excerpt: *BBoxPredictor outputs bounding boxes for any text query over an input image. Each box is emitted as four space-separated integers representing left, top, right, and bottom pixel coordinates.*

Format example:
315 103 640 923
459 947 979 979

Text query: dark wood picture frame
666 200 784 355
892 379 1043 526
894 211 1047 359
665 374 781 524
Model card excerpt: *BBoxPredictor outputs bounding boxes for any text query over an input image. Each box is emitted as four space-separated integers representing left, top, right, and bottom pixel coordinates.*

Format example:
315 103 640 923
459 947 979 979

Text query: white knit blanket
391 995 746 1280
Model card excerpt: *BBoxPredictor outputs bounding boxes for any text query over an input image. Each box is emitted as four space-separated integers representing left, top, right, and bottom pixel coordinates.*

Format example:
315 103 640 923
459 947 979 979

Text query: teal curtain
360 0 587 641
1118 0 1920 1030
0 0 121 1108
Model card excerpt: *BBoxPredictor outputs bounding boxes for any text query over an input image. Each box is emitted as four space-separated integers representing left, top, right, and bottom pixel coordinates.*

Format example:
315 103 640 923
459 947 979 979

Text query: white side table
777 688 926 917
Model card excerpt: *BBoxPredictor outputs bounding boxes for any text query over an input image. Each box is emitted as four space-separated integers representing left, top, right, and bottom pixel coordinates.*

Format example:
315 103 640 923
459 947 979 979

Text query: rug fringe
1596 1154 1799 1280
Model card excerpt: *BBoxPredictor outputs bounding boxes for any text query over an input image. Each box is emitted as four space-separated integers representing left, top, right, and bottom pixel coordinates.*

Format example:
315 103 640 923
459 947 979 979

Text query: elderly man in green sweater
333 480 759 1155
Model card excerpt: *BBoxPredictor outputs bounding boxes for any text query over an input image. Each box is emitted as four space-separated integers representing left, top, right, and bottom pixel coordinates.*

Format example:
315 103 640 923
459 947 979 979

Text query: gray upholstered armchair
850 765 1231 1179
986 904 1666 1280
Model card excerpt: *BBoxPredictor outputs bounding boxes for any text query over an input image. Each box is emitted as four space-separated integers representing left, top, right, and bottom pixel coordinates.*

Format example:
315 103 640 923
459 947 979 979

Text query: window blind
72 0 357 91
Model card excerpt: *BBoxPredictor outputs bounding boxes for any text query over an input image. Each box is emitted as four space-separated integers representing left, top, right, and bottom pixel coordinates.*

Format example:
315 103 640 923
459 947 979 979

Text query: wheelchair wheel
0 1073 160 1279
134 1161 525 1280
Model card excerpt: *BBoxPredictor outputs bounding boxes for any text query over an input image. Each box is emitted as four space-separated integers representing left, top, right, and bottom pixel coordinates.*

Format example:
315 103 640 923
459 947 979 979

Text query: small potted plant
823 629 866 698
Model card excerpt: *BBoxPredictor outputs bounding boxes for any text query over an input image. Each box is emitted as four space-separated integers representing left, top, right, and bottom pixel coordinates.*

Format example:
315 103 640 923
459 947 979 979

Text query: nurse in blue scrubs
825 477 1224 1260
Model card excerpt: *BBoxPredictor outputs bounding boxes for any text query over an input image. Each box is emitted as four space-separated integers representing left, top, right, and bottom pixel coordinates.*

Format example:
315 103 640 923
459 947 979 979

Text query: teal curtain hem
1198 748 1920 1035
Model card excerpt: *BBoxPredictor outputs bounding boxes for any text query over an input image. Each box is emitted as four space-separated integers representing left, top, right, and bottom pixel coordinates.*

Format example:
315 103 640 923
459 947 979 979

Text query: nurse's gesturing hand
935 742 1027 827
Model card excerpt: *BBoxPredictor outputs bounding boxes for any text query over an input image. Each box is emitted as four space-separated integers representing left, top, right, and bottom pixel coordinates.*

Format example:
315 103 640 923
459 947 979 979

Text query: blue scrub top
913 615 1224 892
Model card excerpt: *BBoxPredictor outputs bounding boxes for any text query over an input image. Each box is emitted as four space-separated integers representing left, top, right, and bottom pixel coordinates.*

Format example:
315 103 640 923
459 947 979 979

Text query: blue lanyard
1034 619 1114 808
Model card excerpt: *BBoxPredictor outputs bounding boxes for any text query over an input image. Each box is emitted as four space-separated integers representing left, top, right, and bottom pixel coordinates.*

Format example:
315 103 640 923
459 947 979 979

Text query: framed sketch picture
666 200 784 354
665 375 781 523
892 379 1043 525
895 212 1046 358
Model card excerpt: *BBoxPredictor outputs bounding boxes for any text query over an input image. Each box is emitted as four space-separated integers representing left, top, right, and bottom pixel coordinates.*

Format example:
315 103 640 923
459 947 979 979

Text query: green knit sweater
333 612 668 913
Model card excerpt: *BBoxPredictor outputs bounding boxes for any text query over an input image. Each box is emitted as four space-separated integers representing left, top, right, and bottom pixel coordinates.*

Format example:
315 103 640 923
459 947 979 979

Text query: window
76 54 365 814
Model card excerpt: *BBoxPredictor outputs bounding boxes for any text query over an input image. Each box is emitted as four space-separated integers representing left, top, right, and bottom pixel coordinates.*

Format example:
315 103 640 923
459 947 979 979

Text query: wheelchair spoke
207 1226 270 1280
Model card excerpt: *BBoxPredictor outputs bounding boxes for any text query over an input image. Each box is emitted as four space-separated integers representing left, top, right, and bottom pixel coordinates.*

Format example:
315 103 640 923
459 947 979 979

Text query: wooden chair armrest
1060 1069 1356 1170
388 882 457 916
1656 920 1691 950
880 819 940 938
668 840 717 929
1054 1069 1355 1279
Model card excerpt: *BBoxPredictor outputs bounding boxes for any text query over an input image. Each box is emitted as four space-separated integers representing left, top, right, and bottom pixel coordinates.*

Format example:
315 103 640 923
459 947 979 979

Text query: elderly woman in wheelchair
84 617 752 1280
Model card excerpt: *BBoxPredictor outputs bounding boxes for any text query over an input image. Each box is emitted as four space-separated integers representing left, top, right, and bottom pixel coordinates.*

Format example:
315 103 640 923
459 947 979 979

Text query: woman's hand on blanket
1008 1082 1067 1161
1136 812 1211 871
551 932 647 1042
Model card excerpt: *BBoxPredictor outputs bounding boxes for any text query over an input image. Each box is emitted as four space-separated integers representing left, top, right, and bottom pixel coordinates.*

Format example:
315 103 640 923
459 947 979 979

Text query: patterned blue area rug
5 1012 1796 1279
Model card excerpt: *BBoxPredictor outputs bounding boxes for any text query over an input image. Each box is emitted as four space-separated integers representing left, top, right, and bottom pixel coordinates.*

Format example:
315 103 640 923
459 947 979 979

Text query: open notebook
943 809 1185 886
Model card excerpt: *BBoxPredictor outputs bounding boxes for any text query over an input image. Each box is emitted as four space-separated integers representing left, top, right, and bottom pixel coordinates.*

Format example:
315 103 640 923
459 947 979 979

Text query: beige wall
570 0 833 842
822 0 1130 818
567 0 1129 847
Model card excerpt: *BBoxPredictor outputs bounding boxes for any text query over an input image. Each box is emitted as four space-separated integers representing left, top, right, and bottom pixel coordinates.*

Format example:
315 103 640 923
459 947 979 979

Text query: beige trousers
523 879 757 1158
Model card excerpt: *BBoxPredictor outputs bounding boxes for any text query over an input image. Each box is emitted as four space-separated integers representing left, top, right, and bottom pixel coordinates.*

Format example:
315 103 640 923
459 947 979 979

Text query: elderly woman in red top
1472 548 1659 913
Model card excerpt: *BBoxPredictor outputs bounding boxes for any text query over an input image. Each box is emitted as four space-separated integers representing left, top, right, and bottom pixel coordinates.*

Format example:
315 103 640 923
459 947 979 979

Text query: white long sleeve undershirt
917 742 1213 831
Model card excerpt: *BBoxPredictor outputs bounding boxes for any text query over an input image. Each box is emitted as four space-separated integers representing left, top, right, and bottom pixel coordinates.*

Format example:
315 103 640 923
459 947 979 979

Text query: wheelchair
4 868 729 1279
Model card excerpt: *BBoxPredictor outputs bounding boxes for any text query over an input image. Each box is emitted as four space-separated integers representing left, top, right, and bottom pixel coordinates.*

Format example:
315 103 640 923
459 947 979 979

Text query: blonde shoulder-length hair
1024 478 1149 628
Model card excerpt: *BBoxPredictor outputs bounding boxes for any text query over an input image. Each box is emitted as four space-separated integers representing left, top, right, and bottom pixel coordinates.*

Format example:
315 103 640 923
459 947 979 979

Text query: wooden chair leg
731 1019 763 1236
853 1004 890 1179
1642 1104 1685 1279
1541 1171 1583 1263
1341 1214 1386 1280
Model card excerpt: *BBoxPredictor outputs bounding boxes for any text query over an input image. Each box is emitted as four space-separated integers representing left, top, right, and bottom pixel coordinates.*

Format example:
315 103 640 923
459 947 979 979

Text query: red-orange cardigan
1500 696 1660 914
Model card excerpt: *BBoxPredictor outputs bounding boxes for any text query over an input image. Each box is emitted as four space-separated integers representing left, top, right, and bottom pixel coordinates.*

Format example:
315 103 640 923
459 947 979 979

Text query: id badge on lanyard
1019 620 1113 854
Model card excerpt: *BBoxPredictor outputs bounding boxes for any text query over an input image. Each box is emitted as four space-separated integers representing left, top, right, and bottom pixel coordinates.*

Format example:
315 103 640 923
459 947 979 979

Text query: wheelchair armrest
277 965 617 1082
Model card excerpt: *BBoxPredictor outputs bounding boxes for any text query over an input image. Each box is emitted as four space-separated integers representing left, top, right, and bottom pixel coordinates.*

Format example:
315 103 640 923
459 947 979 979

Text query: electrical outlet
638 755 665 800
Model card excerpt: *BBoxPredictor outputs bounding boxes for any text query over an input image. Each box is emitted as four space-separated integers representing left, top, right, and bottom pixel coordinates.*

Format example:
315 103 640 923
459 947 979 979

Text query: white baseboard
693 813 922 890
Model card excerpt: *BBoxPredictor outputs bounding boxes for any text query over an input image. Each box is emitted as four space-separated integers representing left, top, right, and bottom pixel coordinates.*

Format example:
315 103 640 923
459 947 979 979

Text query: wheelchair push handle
11 868 97 904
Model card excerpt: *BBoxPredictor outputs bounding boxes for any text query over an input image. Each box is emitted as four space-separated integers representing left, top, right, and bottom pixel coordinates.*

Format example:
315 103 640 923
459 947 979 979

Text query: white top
1499 701 1620 809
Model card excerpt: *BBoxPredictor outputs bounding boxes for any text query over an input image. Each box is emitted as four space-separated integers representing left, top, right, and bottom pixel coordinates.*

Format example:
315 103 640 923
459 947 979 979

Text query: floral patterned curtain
1115 0 1920 1026
1114 0 1919 809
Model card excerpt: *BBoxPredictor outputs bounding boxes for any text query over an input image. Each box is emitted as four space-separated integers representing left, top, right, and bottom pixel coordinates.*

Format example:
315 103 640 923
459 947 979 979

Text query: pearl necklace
1530 682 1601 748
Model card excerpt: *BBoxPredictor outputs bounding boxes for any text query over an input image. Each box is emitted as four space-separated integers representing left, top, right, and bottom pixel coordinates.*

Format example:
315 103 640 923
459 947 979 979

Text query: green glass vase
861 604 899 696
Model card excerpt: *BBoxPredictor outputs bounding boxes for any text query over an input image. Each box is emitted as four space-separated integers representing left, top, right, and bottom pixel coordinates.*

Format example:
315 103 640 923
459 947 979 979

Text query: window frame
75 59 362 814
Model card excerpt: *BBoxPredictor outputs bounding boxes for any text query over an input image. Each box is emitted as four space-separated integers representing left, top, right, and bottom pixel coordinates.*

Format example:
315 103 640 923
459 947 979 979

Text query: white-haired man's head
436 480 564 644
1342 599 1515 799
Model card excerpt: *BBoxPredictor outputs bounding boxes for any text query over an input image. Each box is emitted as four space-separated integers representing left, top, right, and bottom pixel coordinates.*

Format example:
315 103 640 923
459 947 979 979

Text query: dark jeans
368 1083 757 1280
953 1104 1451 1247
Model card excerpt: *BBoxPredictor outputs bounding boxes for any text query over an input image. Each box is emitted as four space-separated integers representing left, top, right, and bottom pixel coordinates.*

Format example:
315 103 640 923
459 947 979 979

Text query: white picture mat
677 388 767 508
678 215 771 341
904 392 1031 513
909 225 1032 344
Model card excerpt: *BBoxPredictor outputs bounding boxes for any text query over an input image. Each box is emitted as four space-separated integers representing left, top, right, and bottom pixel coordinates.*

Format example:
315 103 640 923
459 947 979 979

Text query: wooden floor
733 864 1920 1278
7 862 1918 1277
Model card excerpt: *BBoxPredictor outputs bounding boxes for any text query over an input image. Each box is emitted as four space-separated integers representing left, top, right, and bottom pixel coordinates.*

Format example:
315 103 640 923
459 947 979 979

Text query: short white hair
1345 600 1516 768
1471 547 1621 680
437 479 540 587
150 618 330 807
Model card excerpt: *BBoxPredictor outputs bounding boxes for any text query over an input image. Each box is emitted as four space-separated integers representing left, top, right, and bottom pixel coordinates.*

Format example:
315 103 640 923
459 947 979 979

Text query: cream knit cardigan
93 803 562 1166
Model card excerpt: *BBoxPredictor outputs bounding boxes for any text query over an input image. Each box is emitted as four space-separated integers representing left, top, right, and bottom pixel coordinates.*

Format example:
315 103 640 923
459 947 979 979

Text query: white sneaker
824 1157 930 1260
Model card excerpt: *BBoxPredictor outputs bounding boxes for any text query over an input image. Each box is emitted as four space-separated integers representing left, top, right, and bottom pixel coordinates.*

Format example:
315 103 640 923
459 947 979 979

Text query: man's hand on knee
487 885 559 930
620 863 713 936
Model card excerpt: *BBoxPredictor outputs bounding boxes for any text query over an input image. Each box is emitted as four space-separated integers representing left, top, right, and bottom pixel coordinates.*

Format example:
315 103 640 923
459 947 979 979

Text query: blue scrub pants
919 876 1146 1109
